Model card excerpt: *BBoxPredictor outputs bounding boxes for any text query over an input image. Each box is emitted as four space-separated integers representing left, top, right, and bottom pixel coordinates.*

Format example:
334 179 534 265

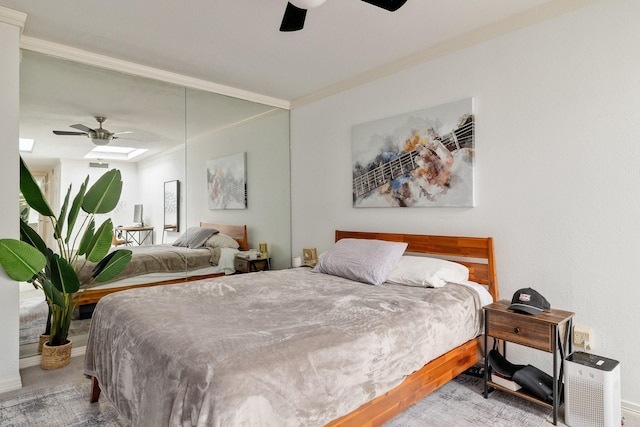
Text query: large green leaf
0 239 46 281
19 157 54 218
19 219 48 255
85 220 114 262
82 169 123 214
65 177 88 243
49 253 80 294
92 249 132 282
55 183 72 240
77 219 95 256
41 277 65 308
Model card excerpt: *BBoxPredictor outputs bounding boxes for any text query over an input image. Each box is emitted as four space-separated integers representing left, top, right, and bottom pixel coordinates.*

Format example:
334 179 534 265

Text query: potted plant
0 158 132 368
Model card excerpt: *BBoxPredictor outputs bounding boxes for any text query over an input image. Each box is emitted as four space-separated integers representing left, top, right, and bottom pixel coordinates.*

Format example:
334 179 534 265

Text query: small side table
115 226 154 245
483 300 574 425
234 256 270 273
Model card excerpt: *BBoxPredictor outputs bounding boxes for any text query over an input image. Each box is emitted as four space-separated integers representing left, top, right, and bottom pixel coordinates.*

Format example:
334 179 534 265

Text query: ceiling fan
52 116 131 146
280 0 408 32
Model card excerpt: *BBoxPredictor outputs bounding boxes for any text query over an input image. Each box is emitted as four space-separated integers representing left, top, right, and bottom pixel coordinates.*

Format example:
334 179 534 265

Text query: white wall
0 11 24 393
290 0 640 407
137 108 291 269
184 109 291 269
59 159 140 238
137 147 185 244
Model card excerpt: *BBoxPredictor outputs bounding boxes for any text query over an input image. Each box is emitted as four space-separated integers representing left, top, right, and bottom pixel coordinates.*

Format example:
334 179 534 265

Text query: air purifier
564 352 621 427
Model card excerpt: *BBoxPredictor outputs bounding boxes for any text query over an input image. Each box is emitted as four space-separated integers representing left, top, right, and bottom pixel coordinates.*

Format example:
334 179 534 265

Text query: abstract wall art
352 98 475 208
207 152 247 209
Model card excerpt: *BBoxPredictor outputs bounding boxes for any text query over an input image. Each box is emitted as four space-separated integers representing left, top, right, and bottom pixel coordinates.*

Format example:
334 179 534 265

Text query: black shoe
488 349 525 380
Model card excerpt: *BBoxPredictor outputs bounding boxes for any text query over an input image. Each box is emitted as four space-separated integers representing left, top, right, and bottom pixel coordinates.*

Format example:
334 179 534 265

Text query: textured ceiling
4 0 568 102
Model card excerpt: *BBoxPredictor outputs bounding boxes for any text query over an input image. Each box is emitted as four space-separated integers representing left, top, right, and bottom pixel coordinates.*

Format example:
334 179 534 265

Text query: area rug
0 379 126 427
0 372 550 426
384 373 551 427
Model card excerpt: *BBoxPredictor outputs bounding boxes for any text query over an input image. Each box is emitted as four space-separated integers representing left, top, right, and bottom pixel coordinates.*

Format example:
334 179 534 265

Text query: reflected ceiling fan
52 116 131 146
280 0 408 32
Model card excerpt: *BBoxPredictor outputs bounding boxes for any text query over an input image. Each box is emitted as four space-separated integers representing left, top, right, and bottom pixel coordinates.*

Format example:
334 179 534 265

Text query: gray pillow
312 238 408 285
172 227 219 249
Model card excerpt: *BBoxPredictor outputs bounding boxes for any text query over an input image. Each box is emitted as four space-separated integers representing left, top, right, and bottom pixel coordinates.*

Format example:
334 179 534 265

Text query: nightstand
483 300 574 425
234 255 270 273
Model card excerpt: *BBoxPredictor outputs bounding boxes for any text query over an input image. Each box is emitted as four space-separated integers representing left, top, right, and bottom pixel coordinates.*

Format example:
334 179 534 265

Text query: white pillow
386 255 469 288
204 233 240 249
312 238 407 285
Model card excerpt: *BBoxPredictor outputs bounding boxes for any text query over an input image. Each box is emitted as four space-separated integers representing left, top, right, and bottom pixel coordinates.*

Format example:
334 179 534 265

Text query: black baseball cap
508 288 550 315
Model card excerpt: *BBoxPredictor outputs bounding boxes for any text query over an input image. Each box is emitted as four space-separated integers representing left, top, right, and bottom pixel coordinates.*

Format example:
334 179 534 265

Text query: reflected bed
75 223 248 307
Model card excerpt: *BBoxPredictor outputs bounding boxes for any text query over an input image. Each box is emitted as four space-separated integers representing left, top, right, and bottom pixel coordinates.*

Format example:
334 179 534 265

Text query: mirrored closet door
17 50 291 359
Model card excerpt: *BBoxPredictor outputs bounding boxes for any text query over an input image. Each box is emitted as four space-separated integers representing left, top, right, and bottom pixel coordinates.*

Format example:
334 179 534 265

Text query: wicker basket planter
41 339 72 370
37 334 49 354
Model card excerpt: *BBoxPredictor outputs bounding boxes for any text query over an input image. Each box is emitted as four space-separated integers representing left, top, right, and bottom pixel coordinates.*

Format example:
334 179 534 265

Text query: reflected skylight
19 138 35 152
84 145 148 160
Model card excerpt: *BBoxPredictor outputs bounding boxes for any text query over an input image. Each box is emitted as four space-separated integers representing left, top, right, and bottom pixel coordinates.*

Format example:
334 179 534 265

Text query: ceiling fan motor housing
91 116 114 144
290 0 326 8
92 129 113 144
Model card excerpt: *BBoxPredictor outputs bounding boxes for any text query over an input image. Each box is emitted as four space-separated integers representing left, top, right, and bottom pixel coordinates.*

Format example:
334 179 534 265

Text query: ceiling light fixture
91 136 114 146
290 0 327 8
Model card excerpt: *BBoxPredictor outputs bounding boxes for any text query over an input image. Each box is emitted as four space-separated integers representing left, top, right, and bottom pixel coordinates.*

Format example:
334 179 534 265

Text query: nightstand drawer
234 256 270 274
234 257 250 273
486 310 552 352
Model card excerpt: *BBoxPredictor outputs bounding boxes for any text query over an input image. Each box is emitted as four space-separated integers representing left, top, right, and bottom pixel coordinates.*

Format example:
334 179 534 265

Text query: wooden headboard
200 223 249 251
335 230 498 301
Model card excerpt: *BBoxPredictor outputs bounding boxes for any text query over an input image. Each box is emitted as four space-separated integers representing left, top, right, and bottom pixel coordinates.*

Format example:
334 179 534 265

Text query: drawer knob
514 327 520 334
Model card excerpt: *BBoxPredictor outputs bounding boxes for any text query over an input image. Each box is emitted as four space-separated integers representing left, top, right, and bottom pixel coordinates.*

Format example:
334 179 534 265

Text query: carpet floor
384 373 552 426
0 358 561 426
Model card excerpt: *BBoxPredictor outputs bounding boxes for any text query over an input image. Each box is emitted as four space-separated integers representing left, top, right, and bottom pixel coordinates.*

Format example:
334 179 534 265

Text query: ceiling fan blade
53 130 87 136
360 0 408 12
280 2 307 32
70 123 94 132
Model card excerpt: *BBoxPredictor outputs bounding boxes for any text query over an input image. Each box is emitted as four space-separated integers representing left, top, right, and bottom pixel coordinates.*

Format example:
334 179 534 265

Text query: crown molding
0 6 27 33
19 36 290 110
290 0 601 109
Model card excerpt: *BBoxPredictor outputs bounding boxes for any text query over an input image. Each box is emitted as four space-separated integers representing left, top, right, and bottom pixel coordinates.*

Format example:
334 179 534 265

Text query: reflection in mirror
164 180 180 233
18 51 187 359
17 51 291 360
184 88 291 270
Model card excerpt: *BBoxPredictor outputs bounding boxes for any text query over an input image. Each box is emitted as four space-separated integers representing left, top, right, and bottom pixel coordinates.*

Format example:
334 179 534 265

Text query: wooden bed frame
326 230 498 427
75 223 248 306
89 230 497 426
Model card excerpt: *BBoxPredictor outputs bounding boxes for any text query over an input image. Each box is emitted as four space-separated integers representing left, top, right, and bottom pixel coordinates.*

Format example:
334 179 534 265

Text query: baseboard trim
19 345 87 369
0 373 23 394
623 400 640 418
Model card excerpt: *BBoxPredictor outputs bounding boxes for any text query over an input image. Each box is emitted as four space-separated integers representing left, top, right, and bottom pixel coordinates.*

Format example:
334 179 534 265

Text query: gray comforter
84 268 483 426
77 245 221 286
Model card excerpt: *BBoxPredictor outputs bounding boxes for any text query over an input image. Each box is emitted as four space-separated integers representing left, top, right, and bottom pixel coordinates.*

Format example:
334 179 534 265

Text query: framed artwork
352 98 475 208
207 152 247 209
164 180 179 232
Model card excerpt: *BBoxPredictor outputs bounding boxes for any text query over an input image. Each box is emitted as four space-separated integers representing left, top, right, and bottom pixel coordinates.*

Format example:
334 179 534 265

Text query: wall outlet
573 325 593 349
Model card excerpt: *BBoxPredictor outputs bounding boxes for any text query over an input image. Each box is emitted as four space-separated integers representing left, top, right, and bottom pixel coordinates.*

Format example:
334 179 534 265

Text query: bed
75 223 248 307
85 230 498 426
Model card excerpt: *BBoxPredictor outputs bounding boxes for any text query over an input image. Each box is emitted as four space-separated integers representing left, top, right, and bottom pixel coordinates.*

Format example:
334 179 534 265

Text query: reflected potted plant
21 194 53 353
0 158 132 369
